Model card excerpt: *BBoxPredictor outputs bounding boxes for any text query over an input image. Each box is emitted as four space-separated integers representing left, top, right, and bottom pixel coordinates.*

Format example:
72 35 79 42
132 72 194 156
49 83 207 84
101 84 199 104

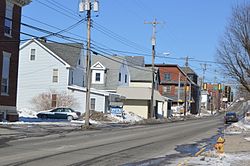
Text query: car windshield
226 112 236 116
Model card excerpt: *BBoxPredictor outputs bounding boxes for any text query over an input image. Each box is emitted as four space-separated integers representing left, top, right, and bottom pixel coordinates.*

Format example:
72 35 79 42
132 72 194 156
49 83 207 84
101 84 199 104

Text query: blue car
224 112 238 124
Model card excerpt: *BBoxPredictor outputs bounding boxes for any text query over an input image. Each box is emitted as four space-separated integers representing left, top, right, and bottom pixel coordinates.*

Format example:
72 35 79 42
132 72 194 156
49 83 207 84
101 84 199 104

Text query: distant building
0 0 31 121
146 64 200 114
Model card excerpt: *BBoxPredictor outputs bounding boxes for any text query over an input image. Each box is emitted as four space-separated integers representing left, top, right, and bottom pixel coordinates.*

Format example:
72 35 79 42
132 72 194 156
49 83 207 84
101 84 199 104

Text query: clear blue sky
21 0 244 83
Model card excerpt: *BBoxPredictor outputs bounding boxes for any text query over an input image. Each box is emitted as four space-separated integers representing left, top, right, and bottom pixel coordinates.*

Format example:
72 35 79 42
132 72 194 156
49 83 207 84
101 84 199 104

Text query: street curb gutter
177 147 206 166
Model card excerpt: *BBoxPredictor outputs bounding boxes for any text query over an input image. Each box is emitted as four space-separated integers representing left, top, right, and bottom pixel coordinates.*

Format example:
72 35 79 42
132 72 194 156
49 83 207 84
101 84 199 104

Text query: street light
162 52 170 56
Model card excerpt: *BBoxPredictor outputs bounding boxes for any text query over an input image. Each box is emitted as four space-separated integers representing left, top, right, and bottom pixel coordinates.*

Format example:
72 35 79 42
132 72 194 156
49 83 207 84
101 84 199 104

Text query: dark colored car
224 112 238 124
37 108 81 121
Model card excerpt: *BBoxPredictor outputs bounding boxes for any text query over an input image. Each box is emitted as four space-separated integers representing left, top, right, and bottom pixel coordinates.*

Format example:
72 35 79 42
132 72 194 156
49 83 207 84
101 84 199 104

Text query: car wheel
41 115 47 119
67 115 73 121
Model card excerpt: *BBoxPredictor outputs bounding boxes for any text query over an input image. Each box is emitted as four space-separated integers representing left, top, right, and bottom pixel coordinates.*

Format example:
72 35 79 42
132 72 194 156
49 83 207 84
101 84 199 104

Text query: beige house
117 58 172 119
117 87 165 119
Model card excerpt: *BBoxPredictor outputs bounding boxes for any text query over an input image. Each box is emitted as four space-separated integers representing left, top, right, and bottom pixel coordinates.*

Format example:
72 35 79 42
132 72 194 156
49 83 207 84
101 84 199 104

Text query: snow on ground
171 151 250 166
0 119 100 126
17 108 38 118
244 137 250 141
225 117 250 134
1 108 143 126
195 109 215 117
108 112 144 123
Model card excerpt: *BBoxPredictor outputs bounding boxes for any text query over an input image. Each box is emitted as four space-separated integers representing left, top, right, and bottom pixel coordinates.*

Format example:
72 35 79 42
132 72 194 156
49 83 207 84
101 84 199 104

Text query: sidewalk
225 133 250 153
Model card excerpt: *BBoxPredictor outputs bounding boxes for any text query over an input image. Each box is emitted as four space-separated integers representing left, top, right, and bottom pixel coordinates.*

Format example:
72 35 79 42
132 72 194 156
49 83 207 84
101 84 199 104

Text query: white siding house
17 38 109 113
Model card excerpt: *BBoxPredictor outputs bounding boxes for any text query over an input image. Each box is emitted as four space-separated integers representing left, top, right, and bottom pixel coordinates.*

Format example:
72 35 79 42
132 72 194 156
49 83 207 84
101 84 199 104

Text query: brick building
0 0 31 121
146 64 200 114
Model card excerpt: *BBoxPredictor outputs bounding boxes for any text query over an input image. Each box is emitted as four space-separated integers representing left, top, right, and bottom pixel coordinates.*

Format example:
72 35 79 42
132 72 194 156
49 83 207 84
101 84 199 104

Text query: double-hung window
95 73 100 82
30 49 36 61
1 52 11 95
125 74 127 83
4 2 14 37
90 98 96 110
118 72 121 82
52 69 59 83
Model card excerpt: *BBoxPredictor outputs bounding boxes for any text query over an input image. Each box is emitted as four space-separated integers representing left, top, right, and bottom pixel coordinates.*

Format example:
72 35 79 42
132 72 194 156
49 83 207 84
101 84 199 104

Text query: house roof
124 56 153 82
117 87 164 101
125 56 145 67
180 66 198 76
146 63 197 85
20 38 83 67
128 66 152 82
11 0 31 6
41 41 83 67
92 54 126 90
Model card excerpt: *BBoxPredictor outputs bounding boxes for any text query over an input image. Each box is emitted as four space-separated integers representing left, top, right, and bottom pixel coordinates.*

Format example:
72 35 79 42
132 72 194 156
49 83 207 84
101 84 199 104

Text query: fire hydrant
214 136 225 153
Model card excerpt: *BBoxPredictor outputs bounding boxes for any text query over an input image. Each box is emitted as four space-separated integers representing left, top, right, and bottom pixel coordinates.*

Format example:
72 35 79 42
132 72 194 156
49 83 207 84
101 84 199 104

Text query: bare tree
31 90 78 111
217 2 250 93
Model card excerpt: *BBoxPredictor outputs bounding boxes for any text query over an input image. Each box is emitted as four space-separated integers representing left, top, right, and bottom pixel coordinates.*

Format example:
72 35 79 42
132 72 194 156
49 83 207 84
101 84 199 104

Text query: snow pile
0 119 99 126
123 112 144 123
171 106 184 115
17 108 38 118
244 137 250 141
107 112 144 123
196 109 214 117
171 151 250 166
225 118 250 134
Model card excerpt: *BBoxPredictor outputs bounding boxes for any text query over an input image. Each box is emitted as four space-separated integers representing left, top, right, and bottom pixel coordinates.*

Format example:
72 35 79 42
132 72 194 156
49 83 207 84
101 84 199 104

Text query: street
0 115 224 166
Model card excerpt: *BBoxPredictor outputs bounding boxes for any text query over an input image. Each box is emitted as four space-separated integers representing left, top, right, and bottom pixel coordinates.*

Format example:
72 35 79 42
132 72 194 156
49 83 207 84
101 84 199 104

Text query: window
30 49 36 61
52 69 58 83
69 70 74 85
118 72 121 82
163 86 171 93
125 74 127 83
4 2 13 36
95 73 100 82
1 52 11 95
90 98 96 110
164 73 171 81
78 59 81 65
166 86 171 93
51 94 57 107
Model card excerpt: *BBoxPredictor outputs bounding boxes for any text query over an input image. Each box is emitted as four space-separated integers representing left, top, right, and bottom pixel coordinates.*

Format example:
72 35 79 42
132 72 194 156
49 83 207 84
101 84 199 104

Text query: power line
35 0 80 21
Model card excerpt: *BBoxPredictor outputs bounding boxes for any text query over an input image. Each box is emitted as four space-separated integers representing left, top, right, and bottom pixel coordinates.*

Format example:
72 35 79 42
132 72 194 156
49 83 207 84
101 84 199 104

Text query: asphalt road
0 115 224 166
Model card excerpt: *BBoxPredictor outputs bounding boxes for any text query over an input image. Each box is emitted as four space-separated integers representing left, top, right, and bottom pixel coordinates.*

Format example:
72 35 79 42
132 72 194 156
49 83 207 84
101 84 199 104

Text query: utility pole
177 72 181 106
184 56 189 116
79 0 99 127
145 18 162 118
200 63 209 90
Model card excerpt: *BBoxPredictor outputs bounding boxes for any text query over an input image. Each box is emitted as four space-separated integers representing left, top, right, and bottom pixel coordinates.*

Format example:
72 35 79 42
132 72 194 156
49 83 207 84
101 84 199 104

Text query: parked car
224 112 238 124
37 108 81 121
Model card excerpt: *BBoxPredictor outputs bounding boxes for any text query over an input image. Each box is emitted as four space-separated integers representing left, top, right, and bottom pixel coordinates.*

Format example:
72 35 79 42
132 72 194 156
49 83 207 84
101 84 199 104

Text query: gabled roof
41 41 83 67
20 38 83 67
91 61 106 70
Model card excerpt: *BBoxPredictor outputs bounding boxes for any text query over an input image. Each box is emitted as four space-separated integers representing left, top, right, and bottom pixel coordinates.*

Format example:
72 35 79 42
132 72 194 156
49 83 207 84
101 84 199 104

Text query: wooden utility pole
79 0 99 127
85 0 91 127
183 56 189 116
145 18 162 118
